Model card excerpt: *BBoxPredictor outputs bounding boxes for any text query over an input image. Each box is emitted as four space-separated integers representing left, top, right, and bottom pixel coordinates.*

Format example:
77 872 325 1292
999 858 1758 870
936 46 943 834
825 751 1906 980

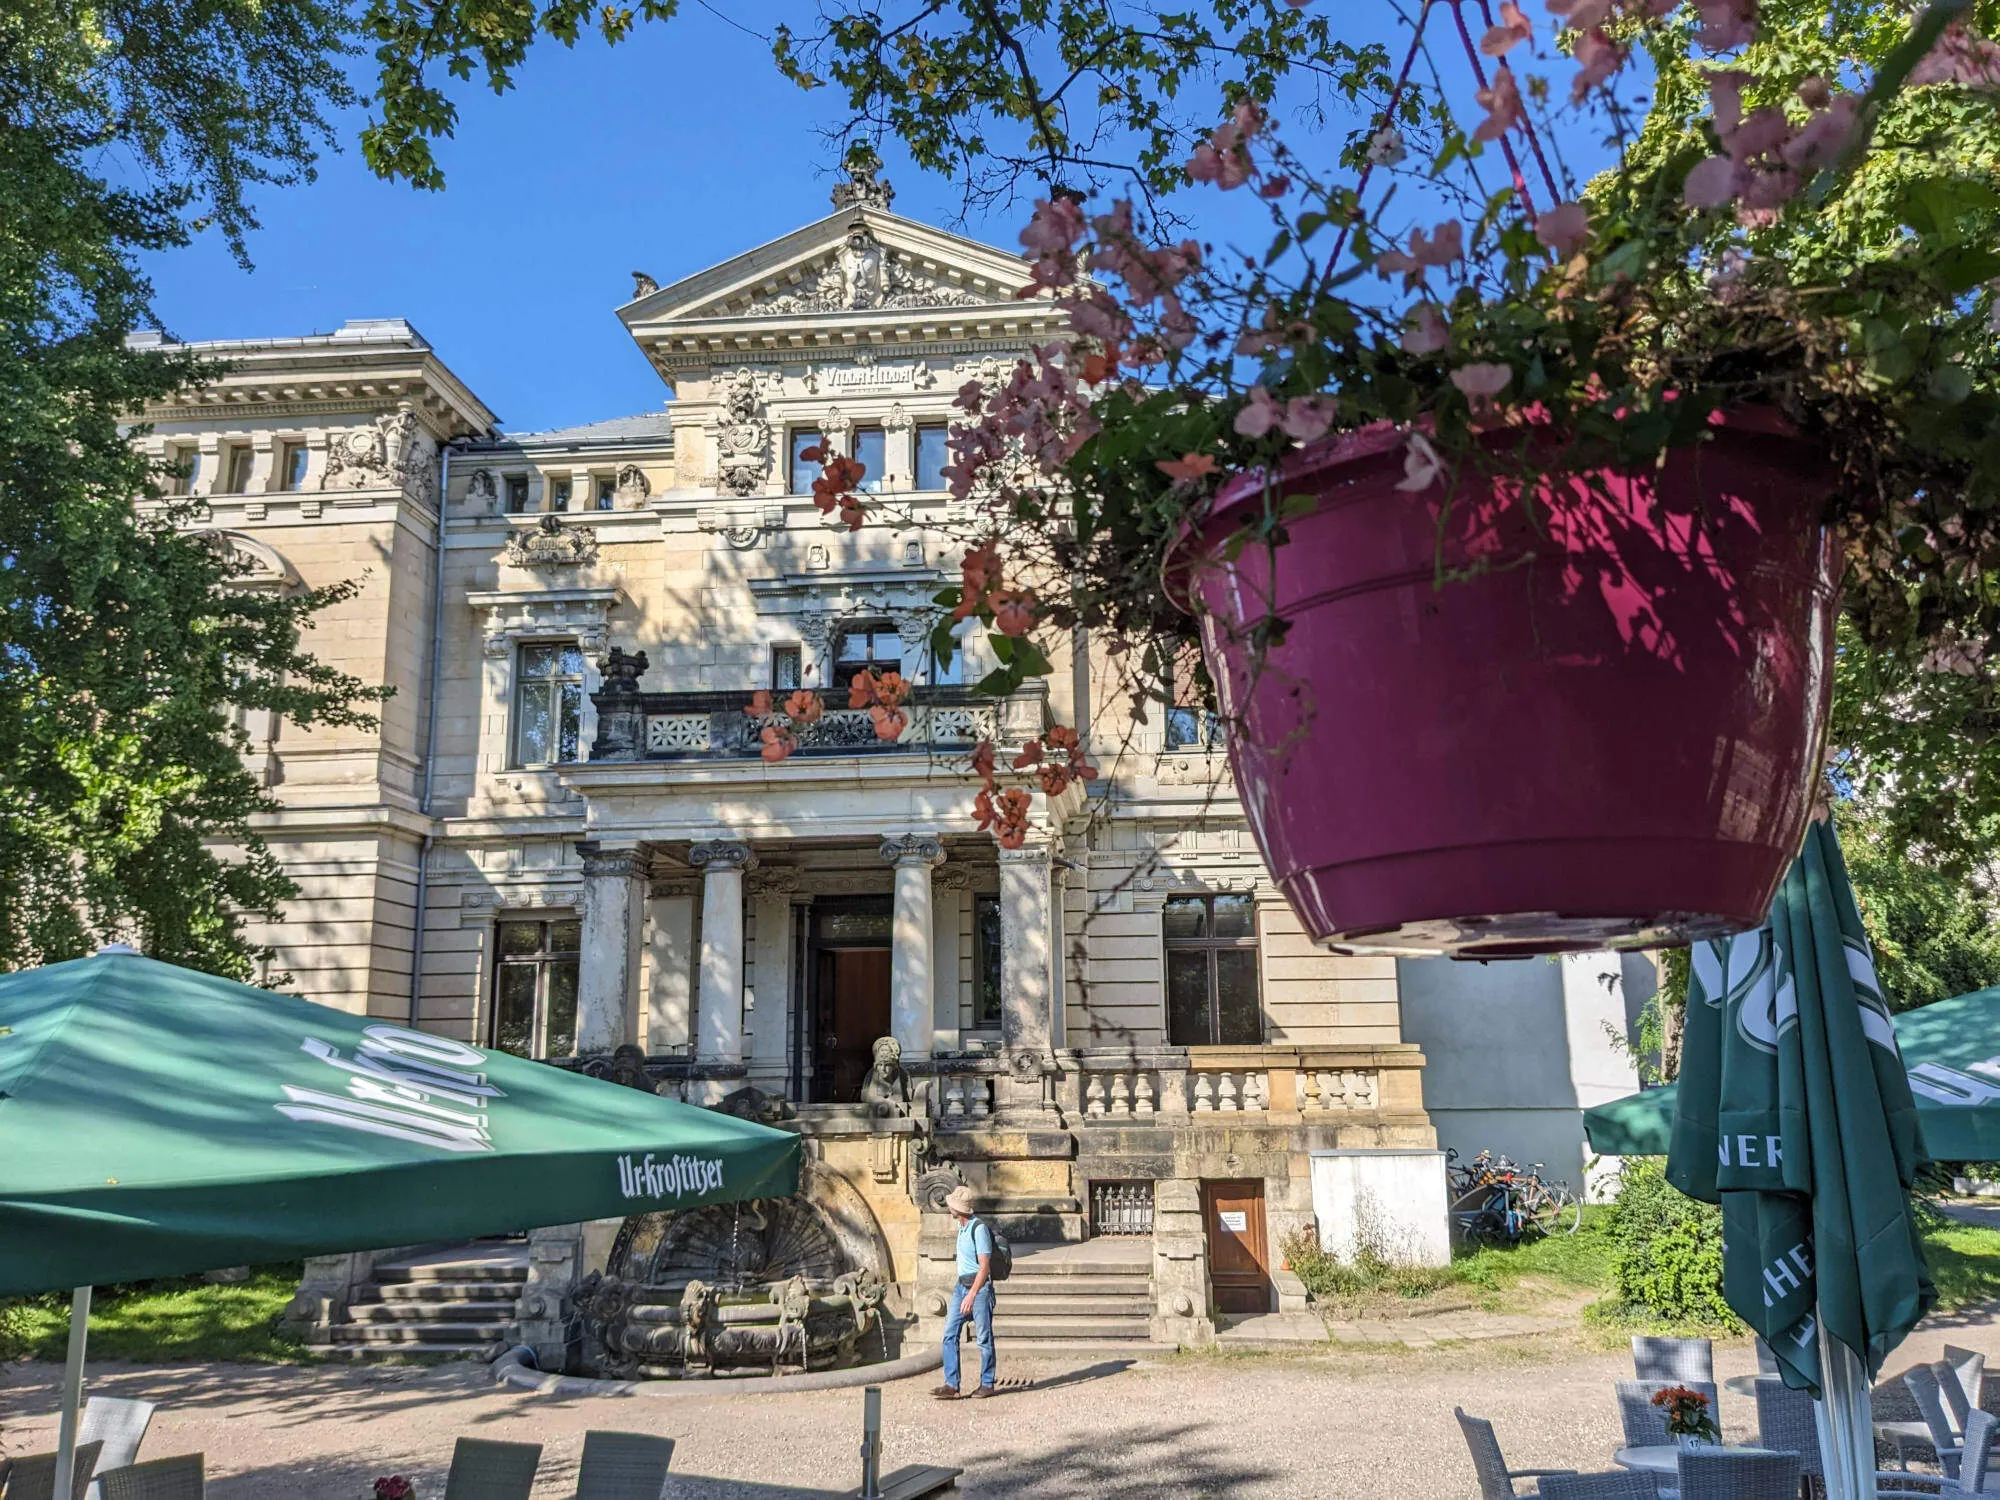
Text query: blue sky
141 8 1040 435
140 6 1598 435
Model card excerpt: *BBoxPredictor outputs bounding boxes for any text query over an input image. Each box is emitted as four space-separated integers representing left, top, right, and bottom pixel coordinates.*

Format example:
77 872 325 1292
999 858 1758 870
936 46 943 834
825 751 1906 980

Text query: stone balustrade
590 683 1048 762
1069 1044 1426 1124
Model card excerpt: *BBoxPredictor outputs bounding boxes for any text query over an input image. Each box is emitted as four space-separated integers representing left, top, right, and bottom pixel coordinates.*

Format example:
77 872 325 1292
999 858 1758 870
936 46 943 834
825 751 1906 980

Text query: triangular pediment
620 207 1034 331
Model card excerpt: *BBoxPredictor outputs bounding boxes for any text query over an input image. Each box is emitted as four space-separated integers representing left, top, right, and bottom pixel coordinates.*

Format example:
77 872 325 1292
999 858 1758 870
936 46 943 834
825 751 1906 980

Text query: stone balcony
589 681 1047 762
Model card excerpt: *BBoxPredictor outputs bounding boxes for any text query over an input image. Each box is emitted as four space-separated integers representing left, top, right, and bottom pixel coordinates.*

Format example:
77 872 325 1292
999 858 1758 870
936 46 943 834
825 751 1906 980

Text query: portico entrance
808 898 894 1102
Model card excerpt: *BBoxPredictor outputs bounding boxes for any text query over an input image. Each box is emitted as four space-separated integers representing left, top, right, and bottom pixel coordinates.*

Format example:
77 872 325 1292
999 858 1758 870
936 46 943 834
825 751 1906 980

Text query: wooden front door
1202 1179 1272 1313
815 947 892 1102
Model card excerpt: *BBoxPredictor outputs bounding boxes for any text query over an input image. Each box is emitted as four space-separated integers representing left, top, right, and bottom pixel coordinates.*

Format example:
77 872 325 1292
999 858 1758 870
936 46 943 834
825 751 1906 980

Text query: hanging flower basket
1176 415 1842 957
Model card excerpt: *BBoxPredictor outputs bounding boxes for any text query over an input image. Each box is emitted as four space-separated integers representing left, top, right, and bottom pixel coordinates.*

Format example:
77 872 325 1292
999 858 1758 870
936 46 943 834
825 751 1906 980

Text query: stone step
992 1339 1164 1356
989 1295 1155 1318
1006 1254 1151 1278
328 1322 509 1346
368 1272 524 1296
307 1343 498 1362
348 1300 518 1325
998 1271 1151 1292
359 1281 521 1305
986 1316 1155 1340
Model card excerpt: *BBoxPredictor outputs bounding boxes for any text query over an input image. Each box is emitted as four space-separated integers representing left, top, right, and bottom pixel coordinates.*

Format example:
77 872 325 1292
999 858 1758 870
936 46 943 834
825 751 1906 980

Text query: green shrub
1280 1228 1452 1302
1603 1157 1739 1328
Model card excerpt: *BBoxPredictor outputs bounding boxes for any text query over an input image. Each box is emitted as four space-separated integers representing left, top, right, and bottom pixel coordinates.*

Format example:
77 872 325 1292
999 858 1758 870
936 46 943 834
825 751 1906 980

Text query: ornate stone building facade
142 175 1445 1355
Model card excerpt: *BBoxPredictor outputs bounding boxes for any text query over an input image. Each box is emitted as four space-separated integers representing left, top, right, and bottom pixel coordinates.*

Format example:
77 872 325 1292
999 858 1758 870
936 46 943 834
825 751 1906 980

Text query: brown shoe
962 1385 994 1399
930 1385 960 1399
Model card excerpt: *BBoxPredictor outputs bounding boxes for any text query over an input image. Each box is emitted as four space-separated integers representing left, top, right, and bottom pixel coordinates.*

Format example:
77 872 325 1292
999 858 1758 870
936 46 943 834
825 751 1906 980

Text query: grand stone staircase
315 1243 527 1359
987 1238 1157 1352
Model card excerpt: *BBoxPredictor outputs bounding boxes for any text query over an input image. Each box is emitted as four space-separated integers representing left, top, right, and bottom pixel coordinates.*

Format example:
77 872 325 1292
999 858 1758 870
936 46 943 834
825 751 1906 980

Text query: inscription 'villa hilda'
276 1023 503 1153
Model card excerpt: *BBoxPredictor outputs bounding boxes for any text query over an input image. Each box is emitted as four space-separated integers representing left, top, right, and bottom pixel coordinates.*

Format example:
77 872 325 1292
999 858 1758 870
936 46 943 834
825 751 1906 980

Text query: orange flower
874 670 910 708
1013 739 1045 770
1037 763 1072 796
992 589 1037 637
869 704 909 742
783 688 824 724
1156 453 1218 483
745 690 774 718
759 724 797 762
849 671 879 709
971 740 997 783
1047 723 1079 752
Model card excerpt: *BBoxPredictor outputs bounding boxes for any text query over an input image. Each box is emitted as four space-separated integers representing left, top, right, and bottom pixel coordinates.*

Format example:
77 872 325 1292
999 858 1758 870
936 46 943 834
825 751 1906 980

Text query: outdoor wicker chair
1754 1375 1824 1489
1616 1380 1720 1450
574 1431 675 1500
1909 1365 1966 1479
1455 1408 1578 1499
0 1441 104 1500
1536 1471 1659 1499
441 1438 542 1500
1938 1360 1975 1439
77 1398 155 1500
93 1455 201 1500
1633 1337 1715 1385
1945 1348 1988 1410
1677 1450 1799 1500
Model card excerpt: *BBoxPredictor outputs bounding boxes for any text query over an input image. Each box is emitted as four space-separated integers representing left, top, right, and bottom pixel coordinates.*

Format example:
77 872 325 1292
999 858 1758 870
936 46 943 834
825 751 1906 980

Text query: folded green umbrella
1586 984 2000 1162
2 948 801 1493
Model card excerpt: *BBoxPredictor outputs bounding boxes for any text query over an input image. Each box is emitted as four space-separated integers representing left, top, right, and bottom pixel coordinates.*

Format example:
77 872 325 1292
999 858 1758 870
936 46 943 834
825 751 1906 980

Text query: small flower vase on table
373 1477 415 1500
1651 1386 1721 1452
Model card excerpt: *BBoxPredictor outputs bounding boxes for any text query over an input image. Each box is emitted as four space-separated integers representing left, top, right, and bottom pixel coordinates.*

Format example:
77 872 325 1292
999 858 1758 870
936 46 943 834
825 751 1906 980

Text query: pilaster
692 840 756 1083
881 834 945 1062
575 842 645 1054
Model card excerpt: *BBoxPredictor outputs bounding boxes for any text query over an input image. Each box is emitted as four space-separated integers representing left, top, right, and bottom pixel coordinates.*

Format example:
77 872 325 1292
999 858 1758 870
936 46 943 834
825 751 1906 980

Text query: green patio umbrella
1666 819 1934 1500
0 947 801 1492
1585 984 2000 1162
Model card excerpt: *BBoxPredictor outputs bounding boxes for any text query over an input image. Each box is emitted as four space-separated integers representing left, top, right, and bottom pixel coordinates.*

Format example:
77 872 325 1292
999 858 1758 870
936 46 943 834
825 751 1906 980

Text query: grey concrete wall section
1398 955 1651 1197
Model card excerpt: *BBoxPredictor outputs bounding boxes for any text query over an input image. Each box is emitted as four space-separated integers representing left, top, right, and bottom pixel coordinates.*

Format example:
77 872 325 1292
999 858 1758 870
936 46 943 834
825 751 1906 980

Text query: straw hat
943 1185 978 1215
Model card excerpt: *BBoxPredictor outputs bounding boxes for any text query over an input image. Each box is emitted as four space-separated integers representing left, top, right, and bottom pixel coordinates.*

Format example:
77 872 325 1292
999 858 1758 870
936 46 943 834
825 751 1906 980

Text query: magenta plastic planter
1180 419 1843 957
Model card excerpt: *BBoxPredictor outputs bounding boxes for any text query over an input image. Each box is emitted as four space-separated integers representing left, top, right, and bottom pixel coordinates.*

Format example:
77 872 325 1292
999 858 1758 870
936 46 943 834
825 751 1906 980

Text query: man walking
933 1185 995 1399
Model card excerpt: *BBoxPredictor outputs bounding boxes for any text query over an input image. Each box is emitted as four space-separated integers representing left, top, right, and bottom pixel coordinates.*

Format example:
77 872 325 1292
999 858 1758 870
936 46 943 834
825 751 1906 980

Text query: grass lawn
0 1265 310 1364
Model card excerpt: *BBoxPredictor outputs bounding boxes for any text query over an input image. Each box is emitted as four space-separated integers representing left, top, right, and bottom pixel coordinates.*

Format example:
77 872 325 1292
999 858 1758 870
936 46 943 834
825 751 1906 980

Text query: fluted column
692 840 756 1064
575 842 646 1055
881 833 946 1062
999 837 1056 1054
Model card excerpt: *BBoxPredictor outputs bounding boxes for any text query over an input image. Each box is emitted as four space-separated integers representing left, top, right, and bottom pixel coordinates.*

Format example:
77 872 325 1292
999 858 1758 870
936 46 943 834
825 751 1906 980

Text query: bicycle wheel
1519 1180 1581 1239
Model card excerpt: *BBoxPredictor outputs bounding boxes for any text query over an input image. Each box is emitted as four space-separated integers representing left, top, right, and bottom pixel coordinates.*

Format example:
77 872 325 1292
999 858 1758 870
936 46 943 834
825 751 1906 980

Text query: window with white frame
490 917 580 1057
916 423 950 491
834 623 902 681
850 427 886 493
278 442 309 491
513 642 586 765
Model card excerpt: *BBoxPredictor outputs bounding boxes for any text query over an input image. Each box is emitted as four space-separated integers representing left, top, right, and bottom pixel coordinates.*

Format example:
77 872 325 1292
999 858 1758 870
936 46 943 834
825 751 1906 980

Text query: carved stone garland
502 513 599 567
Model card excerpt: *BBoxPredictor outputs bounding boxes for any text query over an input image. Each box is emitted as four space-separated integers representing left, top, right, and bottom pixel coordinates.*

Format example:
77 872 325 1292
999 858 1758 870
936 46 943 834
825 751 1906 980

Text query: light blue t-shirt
956 1217 995 1278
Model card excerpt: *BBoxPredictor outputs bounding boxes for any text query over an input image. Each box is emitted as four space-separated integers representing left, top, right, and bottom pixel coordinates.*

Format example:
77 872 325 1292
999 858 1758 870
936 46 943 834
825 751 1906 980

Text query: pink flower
1707 69 1750 137
1020 197 1088 257
954 379 986 413
1570 28 1626 101
1474 66 1525 140
1188 141 1253 189
1911 23 2000 88
1547 0 1613 28
1481 0 1532 55
1731 105 1792 159
1683 154 1740 209
1451 361 1513 411
1234 385 1284 438
1535 201 1592 256
1281 396 1336 442
1782 95 1858 171
1366 127 1407 166
1694 0 1757 51
1395 432 1445 492
1417 221 1465 265
1400 303 1450 355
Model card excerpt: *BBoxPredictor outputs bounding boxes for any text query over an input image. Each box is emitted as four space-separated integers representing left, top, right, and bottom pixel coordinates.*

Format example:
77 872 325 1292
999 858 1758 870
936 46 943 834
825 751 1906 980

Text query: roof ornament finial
831 150 894 212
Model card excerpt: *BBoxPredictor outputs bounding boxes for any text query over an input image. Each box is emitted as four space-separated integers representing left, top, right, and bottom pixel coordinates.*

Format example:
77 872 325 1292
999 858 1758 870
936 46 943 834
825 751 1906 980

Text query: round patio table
1722 1374 1764 1397
1615 1445 1785 1474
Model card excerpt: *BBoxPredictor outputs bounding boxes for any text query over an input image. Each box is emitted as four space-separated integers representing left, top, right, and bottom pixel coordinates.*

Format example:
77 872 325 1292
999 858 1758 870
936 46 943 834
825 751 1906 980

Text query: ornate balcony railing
590 679 1047 762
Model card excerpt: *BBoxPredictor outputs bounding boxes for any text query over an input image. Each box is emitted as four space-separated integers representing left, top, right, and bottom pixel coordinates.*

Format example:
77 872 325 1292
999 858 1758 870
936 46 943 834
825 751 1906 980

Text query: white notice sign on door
1218 1210 1248 1232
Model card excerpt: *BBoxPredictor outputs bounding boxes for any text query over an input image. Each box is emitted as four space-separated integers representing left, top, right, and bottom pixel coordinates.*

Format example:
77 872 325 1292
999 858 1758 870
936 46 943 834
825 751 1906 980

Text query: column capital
880 833 946 868
690 839 757 873
997 838 1054 868
576 842 646 880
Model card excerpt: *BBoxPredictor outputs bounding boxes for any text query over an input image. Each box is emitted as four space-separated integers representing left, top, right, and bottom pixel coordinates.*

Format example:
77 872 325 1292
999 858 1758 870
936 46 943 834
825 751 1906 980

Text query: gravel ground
3 1313 1995 1499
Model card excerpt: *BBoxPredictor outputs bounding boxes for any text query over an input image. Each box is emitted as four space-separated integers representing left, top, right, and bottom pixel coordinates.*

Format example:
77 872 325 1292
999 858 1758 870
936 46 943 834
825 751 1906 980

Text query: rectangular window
772 645 802 690
513 641 586 765
916 424 950 491
505 475 531 513
279 443 309 491
549 476 572 513
789 429 824 494
168 446 201 496
594 476 616 511
835 625 902 680
850 427 886 493
224 446 255 494
490 917 582 1058
1162 893 1262 1046
929 617 972 686
975 894 1003 1026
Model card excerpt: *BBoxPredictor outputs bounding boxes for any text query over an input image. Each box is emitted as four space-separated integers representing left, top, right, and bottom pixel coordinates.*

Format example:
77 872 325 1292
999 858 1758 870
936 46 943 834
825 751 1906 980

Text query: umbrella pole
1812 1317 1878 1500
53 1285 91 1500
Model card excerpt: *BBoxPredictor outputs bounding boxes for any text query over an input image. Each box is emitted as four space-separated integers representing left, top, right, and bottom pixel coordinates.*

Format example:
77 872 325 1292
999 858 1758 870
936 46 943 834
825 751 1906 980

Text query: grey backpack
975 1216 1013 1280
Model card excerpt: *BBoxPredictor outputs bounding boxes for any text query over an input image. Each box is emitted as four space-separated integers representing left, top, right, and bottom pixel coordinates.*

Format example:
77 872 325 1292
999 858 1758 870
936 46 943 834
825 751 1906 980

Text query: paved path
3 1309 1996 1498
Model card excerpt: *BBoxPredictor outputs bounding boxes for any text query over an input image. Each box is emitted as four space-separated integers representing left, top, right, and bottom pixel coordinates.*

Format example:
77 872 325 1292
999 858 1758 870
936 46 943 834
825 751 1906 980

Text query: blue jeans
942 1277 996 1391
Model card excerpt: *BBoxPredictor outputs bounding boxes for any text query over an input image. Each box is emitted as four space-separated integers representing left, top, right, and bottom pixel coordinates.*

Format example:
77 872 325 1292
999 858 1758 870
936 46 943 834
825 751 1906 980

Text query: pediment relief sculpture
735 227 988 318
321 404 436 504
502 512 600 567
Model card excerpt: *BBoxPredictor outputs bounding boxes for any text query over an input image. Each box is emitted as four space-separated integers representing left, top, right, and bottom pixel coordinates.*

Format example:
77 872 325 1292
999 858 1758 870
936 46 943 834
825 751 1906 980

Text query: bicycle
1445 1148 1583 1244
